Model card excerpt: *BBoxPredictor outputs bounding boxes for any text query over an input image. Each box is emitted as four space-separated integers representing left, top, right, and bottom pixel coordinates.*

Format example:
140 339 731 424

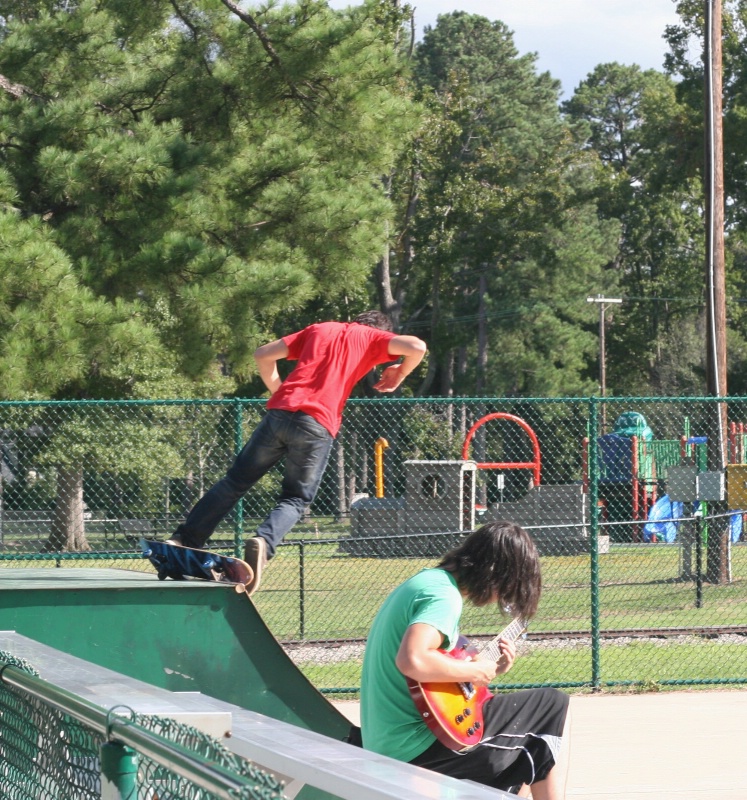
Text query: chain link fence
1 397 746 691
0 650 285 800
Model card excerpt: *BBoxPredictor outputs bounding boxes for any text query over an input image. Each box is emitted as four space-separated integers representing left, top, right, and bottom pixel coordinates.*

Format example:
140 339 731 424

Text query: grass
3 532 746 692
251 541 747 637
293 636 747 694
253 540 747 691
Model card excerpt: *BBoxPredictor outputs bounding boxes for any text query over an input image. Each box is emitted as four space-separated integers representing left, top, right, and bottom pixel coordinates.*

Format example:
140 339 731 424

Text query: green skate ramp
0 567 350 741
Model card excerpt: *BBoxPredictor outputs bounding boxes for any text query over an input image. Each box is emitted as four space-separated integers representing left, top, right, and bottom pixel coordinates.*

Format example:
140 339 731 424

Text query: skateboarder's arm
374 335 427 393
254 339 290 395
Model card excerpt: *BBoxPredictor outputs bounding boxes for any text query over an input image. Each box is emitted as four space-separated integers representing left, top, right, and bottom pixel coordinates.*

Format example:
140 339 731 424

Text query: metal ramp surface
0 567 349 740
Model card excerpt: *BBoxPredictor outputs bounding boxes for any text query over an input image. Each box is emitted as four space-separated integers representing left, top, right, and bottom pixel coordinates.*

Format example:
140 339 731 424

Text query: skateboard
139 538 254 594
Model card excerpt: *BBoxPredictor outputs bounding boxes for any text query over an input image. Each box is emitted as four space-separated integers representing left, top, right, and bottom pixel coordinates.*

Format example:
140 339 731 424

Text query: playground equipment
343 413 599 557
343 410 747 558
461 412 541 488
583 412 709 541
373 437 389 498
464 413 602 555
341 459 477 557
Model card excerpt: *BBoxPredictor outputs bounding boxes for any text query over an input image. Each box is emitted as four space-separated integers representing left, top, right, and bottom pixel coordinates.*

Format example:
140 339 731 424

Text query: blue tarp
643 495 683 543
729 511 743 543
643 495 744 543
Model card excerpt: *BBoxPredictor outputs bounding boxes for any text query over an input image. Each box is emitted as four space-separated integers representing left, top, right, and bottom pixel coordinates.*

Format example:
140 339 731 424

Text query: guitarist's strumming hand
466 657 500 687
466 636 515 685
396 622 502 686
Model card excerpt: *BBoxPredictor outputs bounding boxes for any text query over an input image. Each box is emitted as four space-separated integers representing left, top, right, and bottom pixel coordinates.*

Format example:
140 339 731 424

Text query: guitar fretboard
476 618 527 663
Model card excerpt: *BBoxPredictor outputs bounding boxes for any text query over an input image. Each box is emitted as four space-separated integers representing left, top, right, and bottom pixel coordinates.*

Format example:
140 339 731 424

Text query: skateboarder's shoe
164 530 203 550
243 537 268 595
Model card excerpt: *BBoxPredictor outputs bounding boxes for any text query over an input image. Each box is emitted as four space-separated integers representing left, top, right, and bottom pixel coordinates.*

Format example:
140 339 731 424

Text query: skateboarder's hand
373 363 409 392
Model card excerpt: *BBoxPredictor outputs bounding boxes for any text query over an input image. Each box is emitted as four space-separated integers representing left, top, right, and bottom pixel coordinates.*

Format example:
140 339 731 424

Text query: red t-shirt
266 322 397 436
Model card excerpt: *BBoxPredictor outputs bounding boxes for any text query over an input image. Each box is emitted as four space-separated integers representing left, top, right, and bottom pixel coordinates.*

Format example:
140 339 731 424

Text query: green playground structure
585 412 712 540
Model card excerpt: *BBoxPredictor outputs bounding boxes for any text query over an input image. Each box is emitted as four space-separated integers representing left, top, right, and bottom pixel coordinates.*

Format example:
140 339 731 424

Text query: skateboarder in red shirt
169 311 427 594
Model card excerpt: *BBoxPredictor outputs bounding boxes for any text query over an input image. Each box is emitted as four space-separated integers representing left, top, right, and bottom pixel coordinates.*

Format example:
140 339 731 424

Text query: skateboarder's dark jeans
176 409 334 558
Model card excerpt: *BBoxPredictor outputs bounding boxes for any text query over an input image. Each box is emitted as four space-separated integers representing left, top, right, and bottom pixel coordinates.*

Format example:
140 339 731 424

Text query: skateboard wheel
202 558 216 569
157 571 168 581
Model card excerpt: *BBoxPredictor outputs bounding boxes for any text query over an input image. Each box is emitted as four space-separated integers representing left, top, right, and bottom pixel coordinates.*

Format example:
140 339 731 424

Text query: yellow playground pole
374 438 389 498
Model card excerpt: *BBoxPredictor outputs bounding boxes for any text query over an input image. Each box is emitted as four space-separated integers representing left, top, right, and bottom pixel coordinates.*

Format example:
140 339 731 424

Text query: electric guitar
406 617 527 752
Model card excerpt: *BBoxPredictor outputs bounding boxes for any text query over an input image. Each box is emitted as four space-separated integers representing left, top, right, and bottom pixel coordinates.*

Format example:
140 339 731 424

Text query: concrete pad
565 691 747 800
332 690 747 799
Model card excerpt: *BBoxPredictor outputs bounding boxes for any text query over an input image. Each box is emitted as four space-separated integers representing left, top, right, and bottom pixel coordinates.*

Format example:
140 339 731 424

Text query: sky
334 0 683 99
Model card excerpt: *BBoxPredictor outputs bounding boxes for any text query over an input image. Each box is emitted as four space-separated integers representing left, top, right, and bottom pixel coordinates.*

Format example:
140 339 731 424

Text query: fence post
695 506 705 608
100 741 138 800
299 541 306 640
588 398 602 691
234 399 244 557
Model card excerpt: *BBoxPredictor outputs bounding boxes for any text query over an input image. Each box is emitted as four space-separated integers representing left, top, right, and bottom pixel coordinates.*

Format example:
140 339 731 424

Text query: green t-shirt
360 568 462 762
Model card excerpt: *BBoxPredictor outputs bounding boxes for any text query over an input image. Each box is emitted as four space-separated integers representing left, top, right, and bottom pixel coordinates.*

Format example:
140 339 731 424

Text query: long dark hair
437 520 542 620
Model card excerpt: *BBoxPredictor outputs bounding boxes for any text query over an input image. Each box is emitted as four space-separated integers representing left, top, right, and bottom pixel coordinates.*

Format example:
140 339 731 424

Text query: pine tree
0 0 418 548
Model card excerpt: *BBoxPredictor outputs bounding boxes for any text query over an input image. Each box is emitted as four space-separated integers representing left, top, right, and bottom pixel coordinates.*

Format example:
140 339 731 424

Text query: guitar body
406 636 493 752
406 619 526 753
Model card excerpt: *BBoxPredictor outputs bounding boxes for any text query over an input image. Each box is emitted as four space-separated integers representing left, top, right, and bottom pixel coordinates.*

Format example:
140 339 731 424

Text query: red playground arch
461 412 542 487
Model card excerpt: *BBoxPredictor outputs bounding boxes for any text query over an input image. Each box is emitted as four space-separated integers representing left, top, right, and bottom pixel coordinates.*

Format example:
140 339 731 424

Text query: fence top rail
0 631 514 800
0 398 263 407
2 395 746 409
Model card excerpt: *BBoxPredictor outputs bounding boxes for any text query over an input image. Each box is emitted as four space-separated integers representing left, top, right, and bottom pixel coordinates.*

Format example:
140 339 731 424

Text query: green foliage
562 62 711 396
384 12 618 397
0 0 418 393
399 406 461 460
0 0 419 546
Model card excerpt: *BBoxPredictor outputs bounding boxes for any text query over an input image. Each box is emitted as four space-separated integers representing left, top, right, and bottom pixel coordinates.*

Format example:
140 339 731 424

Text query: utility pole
704 0 729 583
705 0 727 423
587 295 622 432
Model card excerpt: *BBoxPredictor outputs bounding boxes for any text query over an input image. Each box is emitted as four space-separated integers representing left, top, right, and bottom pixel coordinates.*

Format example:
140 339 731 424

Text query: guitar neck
476 618 527 662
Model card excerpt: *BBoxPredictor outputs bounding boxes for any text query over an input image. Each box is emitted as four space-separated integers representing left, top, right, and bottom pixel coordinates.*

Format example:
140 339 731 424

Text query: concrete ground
332 690 747 799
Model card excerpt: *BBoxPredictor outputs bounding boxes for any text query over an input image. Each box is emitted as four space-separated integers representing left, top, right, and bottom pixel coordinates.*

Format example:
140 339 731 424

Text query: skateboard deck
140 538 254 593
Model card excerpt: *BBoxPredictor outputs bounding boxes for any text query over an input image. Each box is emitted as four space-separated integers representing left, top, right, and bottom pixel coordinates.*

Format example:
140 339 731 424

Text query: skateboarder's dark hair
353 310 393 332
437 521 542 619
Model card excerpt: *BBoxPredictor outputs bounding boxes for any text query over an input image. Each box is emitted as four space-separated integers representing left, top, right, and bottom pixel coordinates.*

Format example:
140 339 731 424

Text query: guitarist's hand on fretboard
494 636 517 675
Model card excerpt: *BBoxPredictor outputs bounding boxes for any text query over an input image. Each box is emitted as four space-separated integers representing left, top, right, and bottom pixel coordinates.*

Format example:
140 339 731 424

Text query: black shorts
409 688 569 792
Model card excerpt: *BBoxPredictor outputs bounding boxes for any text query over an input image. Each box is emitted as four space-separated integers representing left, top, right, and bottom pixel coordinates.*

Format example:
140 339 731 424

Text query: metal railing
0 652 285 800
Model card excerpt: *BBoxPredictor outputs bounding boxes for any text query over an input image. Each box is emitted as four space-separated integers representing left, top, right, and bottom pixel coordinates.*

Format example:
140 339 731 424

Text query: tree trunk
443 351 455 445
347 430 358 510
476 268 488 395
43 466 90 552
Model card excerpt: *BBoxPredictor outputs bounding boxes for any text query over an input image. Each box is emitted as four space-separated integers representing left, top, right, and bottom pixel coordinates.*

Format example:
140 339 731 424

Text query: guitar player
359 521 571 799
